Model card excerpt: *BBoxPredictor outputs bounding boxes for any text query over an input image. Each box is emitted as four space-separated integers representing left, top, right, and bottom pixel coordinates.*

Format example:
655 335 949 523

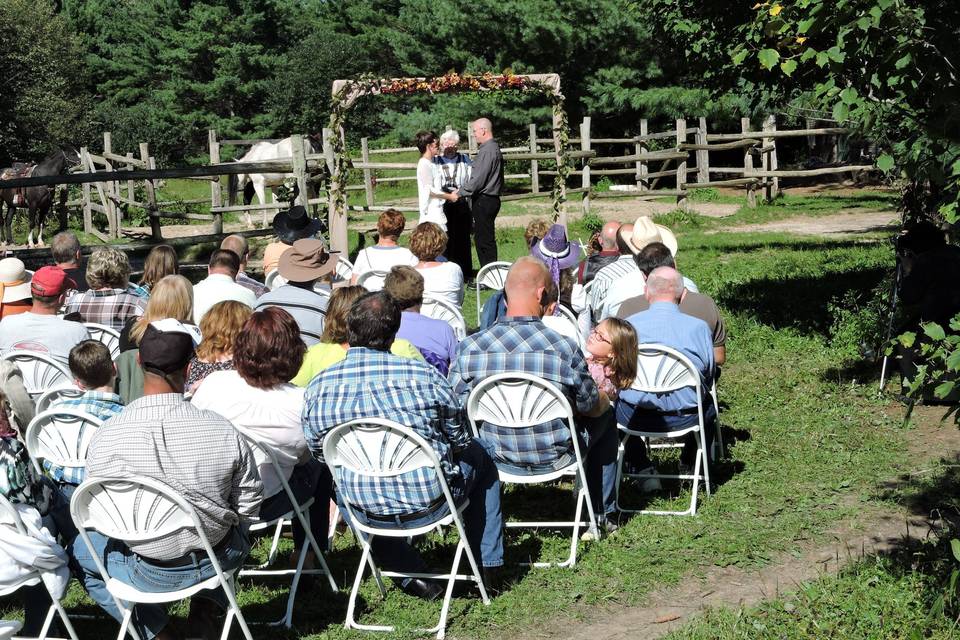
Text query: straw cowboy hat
278 239 339 283
630 216 678 256
272 205 322 245
0 258 32 304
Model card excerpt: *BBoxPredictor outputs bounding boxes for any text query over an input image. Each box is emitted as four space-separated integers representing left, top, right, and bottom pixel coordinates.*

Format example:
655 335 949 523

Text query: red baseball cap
31 266 76 297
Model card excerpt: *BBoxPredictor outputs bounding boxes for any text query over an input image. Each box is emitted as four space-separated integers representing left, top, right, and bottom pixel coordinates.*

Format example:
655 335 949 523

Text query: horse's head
59 146 81 167
306 132 324 154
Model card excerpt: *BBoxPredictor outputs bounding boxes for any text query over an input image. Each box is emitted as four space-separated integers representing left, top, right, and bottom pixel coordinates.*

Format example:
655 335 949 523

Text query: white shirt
0 312 91 365
417 157 446 229
0 503 70 599
353 246 418 283
418 262 464 306
192 273 257 324
190 370 308 499
600 272 699 321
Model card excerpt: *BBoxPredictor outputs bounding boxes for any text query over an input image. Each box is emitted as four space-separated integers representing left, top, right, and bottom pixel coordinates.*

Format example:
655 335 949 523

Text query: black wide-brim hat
273 205 322 244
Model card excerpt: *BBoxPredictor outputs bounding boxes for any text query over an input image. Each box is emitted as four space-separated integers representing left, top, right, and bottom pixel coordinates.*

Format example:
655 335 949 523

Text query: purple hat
530 224 582 275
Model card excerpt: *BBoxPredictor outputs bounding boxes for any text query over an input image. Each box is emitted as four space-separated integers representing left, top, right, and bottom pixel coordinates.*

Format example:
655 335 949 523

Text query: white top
0 503 70 599
543 314 582 346
417 157 446 229
190 370 309 499
353 246 418 278
599 272 700 321
0 313 90 365
418 262 464 306
192 273 257 324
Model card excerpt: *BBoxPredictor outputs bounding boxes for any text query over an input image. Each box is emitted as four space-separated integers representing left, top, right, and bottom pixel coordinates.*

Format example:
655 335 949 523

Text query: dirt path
723 209 899 237
514 404 955 640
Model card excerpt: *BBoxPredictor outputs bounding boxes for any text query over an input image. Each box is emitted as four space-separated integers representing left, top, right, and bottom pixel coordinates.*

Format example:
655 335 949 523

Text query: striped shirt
236 271 269 298
449 317 599 469
254 284 328 346
588 255 637 320
86 393 262 561
302 347 469 516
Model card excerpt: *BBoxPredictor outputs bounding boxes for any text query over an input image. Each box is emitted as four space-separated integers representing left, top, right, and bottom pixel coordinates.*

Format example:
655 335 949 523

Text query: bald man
578 221 621 284
458 117 504 267
618 266 716 478
450 256 620 531
220 234 267 298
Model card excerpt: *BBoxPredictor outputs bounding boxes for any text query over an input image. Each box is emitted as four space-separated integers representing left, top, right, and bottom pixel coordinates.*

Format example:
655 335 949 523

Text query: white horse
228 135 322 228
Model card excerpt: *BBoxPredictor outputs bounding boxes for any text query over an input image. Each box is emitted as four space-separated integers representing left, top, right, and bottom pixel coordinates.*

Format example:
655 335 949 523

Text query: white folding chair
0 494 79 640
35 387 84 414
70 476 254 640
615 344 712 516
323 418 489 640
474 261 511 324
0 351 72 401
421 297 467 340
554 305 585 347
236 434 337 628
25 408 104 480
710 380 725 460
466 373 598 568
334 257 354 283
83 323 121 361
356 270 388 292
265 270 287 291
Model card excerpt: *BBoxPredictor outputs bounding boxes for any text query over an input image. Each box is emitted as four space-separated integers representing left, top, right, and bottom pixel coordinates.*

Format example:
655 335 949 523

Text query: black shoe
482 566 504 596
401 577 444 601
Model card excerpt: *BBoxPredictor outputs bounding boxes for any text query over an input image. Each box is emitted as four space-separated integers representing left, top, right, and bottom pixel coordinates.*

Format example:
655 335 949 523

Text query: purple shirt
398 311 458 367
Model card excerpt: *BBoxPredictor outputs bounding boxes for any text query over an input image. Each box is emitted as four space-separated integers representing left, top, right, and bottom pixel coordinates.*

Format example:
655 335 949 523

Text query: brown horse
0 147 79 247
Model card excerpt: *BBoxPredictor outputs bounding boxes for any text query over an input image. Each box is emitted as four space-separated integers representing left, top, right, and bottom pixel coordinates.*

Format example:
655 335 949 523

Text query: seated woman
191 307 331 564
0 258 33 319
136 244 179 296
350 209 418 289
411 222 464 306
292 286 423 386
186 300 252 395
115 275 194 403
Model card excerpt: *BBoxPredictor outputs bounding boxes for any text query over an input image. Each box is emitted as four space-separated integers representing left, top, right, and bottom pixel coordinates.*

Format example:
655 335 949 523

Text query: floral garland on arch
325 72 571 244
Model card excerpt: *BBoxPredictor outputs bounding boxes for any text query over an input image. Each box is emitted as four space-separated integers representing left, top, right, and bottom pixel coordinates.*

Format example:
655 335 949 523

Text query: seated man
0 266 90 365
62 247 147 331
254 238 335 346
45 340 124 497
578 221 621 284
221 234 268 298
72 319 262 640
450 257 618 530
615 242 727 366
192 249 257 324
303 291 503 596
618 266 716 474
383 266 459 374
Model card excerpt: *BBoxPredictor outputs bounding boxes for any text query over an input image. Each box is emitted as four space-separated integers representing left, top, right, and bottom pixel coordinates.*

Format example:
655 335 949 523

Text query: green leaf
758 48 780 69
935 382 956 399
876 154 895 171
826 46 845 62
951 538 960 562
895 53 912 69
800 47 818 62
840 87 858 104
899 332 916 348
797 17 815 33
946 348 960 371
731 48 749 65
832 101 849 122
923 323 946 341
815 51 829 67
856 16 871 31
780 59 798 76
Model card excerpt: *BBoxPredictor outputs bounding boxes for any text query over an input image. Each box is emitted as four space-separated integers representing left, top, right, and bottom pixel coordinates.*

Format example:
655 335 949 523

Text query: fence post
696 116 710 184
140 143 162 241
79 147 92 234
580 117 591 217
291 133 309 210
529 124 539 195
742 117 757 208
360 137 374 208
467 124 477 155
322 128 347 254
125 152 135 217
101 134 118 239
762 115 780 202
636 119 648 190
207 130 223 235
675 118 688 210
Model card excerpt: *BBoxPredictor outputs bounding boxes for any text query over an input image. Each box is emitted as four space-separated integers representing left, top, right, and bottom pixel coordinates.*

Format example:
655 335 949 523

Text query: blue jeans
70 526 250 640
342 437 504 573
497 411 618 518
616 400 717 467
259 459 332 551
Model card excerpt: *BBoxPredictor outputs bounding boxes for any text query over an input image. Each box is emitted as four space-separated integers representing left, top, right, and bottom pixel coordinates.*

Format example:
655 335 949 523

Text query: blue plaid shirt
42 391 124 484
302 347 470 516
449 316 599 469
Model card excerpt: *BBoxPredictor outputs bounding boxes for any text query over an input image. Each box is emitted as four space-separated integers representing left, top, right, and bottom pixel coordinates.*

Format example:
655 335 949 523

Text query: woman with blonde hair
115 275 194 403
410 222 464 306
186 300 252 393
138 245 179 293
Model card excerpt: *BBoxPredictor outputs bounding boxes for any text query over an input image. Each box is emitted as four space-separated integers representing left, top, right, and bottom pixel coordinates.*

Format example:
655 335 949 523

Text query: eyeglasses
589 328 610 344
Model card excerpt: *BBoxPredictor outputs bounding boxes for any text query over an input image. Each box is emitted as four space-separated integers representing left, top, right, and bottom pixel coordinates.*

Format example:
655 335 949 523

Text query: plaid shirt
42 391 124 485
63 288 147 332
127 283 150 300
236 271 269 298
303 347 470 516
449 316 599 469
589 255 638 319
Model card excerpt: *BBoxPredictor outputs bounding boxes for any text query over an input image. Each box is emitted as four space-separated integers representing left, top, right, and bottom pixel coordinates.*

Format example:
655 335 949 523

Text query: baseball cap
31 265 76 297
139 319 202 382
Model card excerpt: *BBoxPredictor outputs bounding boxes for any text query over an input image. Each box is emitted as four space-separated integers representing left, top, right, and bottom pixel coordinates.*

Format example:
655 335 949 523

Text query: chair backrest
553 305 583 345
631 343 702 395
421 297 466 340
356 270 388 292
312 283 332 300
265 270 287 291
323 418 440 479
84 323 121 360
25 408 104 476
0 351 72 399
466 372 574 432
475 261 512 291
334 257 353 283
35 386 84 414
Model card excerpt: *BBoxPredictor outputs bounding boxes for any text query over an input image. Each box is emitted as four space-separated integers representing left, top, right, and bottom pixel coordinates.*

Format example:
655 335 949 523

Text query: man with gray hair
618 266 716 478
458 118 503 267
435 129 474 276
51 231 89 292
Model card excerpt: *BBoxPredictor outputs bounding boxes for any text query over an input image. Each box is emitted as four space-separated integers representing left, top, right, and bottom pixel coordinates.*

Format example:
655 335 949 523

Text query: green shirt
292 340 424 387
